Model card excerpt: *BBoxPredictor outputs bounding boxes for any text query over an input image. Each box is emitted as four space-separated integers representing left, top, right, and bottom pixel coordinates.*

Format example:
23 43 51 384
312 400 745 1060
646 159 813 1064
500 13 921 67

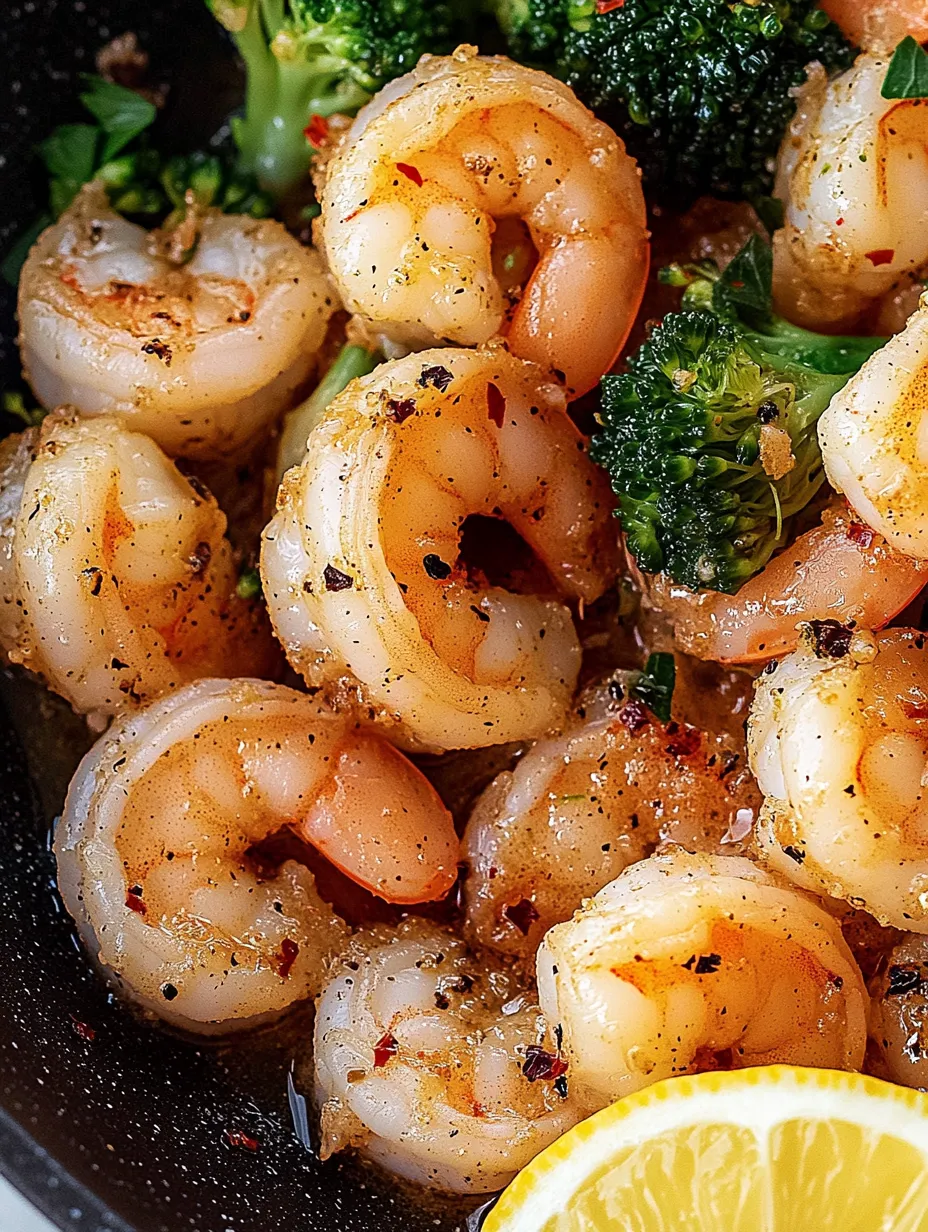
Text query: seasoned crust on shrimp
537 852 868 1112
750 627 928 931
19 185 337 458
0 412 275 719
321 47 648 397
313 919 581 1193
261 346 620 752
462 668 761 958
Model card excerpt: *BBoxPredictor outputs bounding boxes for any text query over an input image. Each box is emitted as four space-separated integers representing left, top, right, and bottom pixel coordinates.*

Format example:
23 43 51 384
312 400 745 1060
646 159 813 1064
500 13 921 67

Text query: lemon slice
484 1066 928 1232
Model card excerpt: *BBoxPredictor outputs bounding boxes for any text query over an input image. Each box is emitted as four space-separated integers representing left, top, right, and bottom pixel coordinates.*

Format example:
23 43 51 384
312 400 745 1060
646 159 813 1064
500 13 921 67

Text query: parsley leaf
79 76 157 161
882 36 928 100
632 653 676 724
713 234 774 327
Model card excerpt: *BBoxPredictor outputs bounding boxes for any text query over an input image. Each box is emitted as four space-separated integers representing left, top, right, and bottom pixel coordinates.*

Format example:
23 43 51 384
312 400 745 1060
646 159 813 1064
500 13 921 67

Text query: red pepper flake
904 701 928 720
387 397 416 423
522 1045 569 1082
125 888 146 915
835 217 844 226
304 114 329 149
487 382 506 428
69 1015 96 1042
618 699 650 734
664 723 701 759
866 248 895 266
503 898 540 935
847 520 875 548
225 1129 259 1151
396 162 423 187
275 937 300 980
595 0 624 10
323 563 353 592
373 1032 399 1068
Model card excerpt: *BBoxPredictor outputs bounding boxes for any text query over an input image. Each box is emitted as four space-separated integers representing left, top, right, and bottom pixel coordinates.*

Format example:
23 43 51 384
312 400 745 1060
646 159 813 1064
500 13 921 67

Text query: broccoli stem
229 2 368 194
277 343 380 479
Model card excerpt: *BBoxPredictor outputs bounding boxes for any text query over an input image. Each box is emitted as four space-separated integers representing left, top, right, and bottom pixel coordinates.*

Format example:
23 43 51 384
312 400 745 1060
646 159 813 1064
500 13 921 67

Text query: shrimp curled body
0 413 273 719
321 49 648 397
261 347 620 752
749 628 928 931
313 920 581 1193
19 187 336 458
819 299 928 559
773 54 928 331
55 679 459 1032
536 852 867 1111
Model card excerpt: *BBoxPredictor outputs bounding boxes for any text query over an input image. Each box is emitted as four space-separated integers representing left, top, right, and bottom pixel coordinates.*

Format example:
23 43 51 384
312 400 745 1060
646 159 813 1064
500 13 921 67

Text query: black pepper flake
161 983 179 1001
553 1074 569 1098
756 400 779 423
417 364 454 392
423 553 452 580
887 965 924 997
503 898 540 935
387 398 416 424
522 1045 568 1083
470 604 490 622
323 563 353 592
683 953 722 974
806 618 854 659
141 338 172 366
782 844 806 864
187 541 212 574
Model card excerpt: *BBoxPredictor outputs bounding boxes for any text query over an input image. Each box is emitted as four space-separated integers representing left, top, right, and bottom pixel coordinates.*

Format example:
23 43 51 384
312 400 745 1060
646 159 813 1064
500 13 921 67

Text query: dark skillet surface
0 5 478 1229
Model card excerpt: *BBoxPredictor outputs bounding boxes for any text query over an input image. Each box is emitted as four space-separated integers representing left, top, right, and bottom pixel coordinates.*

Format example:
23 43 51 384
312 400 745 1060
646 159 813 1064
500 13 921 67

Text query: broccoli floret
491 0 854 202
590 237 886 595
206 0 468 195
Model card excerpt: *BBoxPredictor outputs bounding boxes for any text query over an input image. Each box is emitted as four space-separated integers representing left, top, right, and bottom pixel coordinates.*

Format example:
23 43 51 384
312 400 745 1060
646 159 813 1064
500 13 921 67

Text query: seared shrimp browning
321 48 648 397
820 299 928 559
0 413 272 719
462 673 760 957
314 920 581 1193
644 500 926 664
750 627 928 931
262 347 619 752
773 54 928 331
537 852 867 1111
55 679 459 1032
19 186 336 457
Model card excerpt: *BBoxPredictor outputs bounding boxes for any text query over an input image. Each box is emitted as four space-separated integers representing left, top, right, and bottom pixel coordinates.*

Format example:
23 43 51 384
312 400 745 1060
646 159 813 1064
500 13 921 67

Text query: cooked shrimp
55 678 459 1032
536 852 867 1112
868 933 928 1087
821 0 928 52
0 412 275 720
772 54 928 331
19 185 336 458
749 627 928 930
261 346 620 752
643 499 925 664
819 298 928 559
320 46 648 398
313 919 581 1193
462 671 760 957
